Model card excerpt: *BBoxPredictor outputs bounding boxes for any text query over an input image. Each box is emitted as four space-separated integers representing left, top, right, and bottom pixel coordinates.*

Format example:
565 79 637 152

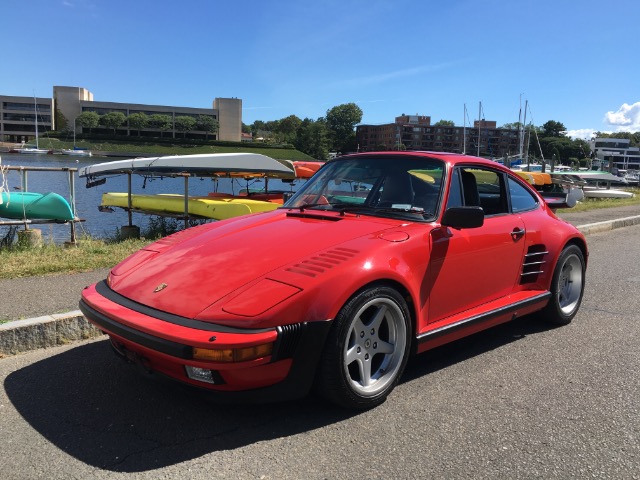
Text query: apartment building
356 115 519 159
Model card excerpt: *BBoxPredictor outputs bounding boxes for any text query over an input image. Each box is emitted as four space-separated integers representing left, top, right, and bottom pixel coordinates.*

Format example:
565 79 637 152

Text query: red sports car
80 152 587 408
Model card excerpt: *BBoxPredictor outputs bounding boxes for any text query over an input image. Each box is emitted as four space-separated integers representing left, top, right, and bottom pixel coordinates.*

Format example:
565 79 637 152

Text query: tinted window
508 177 539 213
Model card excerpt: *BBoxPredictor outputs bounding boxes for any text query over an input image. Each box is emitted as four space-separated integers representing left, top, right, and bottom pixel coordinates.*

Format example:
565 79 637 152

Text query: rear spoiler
540 192 577 210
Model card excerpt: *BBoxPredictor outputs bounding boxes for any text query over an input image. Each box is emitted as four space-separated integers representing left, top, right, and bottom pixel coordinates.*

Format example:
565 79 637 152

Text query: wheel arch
340 278 417 347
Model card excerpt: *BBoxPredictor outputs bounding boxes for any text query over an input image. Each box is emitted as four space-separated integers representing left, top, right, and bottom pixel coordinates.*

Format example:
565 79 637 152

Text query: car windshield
284 156 445 220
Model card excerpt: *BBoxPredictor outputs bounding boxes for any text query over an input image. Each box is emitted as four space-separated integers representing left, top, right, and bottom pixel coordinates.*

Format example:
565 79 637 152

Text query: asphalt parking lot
0 218 639 479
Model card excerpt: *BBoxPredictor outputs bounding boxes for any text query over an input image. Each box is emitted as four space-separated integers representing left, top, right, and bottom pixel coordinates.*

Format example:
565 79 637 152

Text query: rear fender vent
285 247 359 278
520 244 548 284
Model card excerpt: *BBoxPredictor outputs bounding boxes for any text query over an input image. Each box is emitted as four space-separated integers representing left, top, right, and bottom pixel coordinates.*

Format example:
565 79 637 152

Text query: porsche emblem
153 283 168 293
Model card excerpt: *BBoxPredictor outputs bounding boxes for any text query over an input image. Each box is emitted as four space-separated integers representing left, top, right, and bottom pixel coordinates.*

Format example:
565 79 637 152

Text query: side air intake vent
273 323 305 360
521 245 548 284
285 247 359 278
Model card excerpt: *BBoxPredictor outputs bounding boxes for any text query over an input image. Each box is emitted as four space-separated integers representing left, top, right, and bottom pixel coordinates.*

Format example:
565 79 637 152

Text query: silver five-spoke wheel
316 285 411 409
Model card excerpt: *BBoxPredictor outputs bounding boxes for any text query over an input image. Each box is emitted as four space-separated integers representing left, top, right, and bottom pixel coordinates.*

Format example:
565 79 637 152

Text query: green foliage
127 112 149 135
326 103 363 153
295 118 330 160
434 120 455 126
501 122 523 130
595 131 640 147
195 115 219 140
148 114 172 137
76 111 100 132
174 116 197 138
100 111 127 133
542 120 567 138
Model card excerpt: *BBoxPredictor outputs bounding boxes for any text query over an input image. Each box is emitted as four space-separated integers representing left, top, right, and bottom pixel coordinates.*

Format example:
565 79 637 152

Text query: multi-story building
1 86 242 142
356 115 520 159
0 96 53 143
590 137 640 171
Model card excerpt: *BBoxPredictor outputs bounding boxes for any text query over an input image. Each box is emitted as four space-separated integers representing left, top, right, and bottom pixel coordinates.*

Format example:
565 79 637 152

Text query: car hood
108 211 396 319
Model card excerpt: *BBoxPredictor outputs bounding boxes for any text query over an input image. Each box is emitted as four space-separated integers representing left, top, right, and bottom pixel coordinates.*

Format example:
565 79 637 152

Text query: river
0 152 302 243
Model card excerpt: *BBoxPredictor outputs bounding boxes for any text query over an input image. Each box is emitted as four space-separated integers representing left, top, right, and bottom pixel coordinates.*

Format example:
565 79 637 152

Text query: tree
128 112 148 136
148 114 172 138
276 115 302 144
541 120 567 138
195 115 219 140
501 122 523 130
100 112 127 134
326 103 363 152
294 118 330 160
434 120 454 126
75 111 100 133
174 116 197 138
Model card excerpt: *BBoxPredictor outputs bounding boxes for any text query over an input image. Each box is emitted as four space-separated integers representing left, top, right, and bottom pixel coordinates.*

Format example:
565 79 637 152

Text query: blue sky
4 0 640 139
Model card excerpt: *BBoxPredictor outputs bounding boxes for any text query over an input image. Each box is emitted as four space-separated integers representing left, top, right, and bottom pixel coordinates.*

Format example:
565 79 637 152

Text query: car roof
336 151 512 171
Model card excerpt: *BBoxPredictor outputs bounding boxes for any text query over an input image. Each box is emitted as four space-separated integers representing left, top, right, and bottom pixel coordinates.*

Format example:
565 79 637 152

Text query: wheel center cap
365 339 371 348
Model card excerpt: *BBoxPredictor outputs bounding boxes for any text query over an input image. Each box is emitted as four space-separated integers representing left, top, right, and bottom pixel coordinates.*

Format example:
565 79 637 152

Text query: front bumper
79 281 332 402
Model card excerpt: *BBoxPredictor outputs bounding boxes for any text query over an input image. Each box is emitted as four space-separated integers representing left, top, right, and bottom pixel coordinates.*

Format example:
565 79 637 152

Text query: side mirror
441 206 484 229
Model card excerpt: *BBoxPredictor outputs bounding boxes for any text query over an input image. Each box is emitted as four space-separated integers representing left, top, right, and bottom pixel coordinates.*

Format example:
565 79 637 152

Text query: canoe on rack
0 192 74 221
101 193 279 221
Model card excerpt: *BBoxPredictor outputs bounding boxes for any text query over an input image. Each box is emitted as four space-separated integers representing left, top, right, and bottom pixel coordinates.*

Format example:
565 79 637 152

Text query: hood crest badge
154 283 168 293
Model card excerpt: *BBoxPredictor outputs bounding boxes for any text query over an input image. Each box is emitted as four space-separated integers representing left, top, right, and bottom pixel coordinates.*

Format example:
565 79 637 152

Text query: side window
508 177 539 213
462 167 508 215
445 167 463 208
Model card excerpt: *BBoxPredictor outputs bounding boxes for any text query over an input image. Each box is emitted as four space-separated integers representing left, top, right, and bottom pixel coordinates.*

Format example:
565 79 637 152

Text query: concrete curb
0 310 103 357
575 214 640 235
1 215 640 357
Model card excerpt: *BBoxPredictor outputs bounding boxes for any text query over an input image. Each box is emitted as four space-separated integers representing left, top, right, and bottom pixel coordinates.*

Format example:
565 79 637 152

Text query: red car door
427 166 526 324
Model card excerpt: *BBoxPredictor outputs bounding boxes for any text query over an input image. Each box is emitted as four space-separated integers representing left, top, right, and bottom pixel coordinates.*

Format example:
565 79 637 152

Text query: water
0 153 301 243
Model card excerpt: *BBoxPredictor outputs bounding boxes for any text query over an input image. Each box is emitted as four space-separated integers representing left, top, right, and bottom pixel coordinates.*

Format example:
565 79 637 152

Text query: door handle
511 227 525 241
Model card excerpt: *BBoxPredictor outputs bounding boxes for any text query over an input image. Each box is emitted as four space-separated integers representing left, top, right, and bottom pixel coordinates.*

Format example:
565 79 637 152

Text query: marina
0 153 306 243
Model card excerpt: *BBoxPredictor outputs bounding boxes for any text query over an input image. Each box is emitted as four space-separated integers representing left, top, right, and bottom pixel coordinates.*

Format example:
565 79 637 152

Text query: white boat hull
583 189 634 199
61 149 92 157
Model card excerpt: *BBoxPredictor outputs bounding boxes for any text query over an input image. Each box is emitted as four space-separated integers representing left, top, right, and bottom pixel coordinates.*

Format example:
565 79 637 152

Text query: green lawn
34 137 317 161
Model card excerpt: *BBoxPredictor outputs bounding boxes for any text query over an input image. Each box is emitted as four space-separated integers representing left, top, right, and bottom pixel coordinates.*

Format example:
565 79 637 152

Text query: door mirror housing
441 206 484 229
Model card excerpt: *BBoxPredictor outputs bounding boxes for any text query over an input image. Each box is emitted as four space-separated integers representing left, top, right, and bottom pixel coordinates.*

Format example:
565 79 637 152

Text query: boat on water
0 191 74 221
61 148 92 157
13 97 52 155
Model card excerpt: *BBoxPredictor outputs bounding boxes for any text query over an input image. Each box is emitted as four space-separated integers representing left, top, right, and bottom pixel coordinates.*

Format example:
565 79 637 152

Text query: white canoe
79 153 295 179
583 189 634 199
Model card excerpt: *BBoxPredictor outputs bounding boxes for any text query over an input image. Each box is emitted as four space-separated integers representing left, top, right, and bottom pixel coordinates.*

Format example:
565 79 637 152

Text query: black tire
315 285 411 409
539 244 586 325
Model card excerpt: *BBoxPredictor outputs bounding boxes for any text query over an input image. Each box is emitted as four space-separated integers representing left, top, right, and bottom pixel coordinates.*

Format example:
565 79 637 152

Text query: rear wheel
316 286 411 409
540 244 585 325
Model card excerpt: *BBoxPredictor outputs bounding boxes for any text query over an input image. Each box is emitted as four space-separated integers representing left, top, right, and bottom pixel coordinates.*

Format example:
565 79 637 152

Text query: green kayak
0 192 74 221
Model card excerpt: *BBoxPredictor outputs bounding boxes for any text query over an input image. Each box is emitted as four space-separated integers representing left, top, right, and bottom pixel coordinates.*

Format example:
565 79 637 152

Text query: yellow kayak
101 193 279 220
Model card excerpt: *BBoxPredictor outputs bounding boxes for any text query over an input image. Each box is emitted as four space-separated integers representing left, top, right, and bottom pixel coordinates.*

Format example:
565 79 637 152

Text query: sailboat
18 97 50 154
61 116 92 156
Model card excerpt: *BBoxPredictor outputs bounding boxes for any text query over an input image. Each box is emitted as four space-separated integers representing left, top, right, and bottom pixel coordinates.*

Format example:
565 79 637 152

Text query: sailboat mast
477 102 481 157
34 96 39 149
463 104 467 155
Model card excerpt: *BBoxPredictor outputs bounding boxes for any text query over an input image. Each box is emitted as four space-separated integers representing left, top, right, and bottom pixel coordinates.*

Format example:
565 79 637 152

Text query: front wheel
540 244 586 325
315 286 411 409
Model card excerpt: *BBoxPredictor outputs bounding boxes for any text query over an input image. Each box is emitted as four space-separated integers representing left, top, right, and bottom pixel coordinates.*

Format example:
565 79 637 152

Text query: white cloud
604 102 640 132
565 128 598 140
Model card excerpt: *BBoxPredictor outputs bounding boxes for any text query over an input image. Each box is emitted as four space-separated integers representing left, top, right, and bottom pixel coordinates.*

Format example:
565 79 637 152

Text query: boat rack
0 165 83 244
